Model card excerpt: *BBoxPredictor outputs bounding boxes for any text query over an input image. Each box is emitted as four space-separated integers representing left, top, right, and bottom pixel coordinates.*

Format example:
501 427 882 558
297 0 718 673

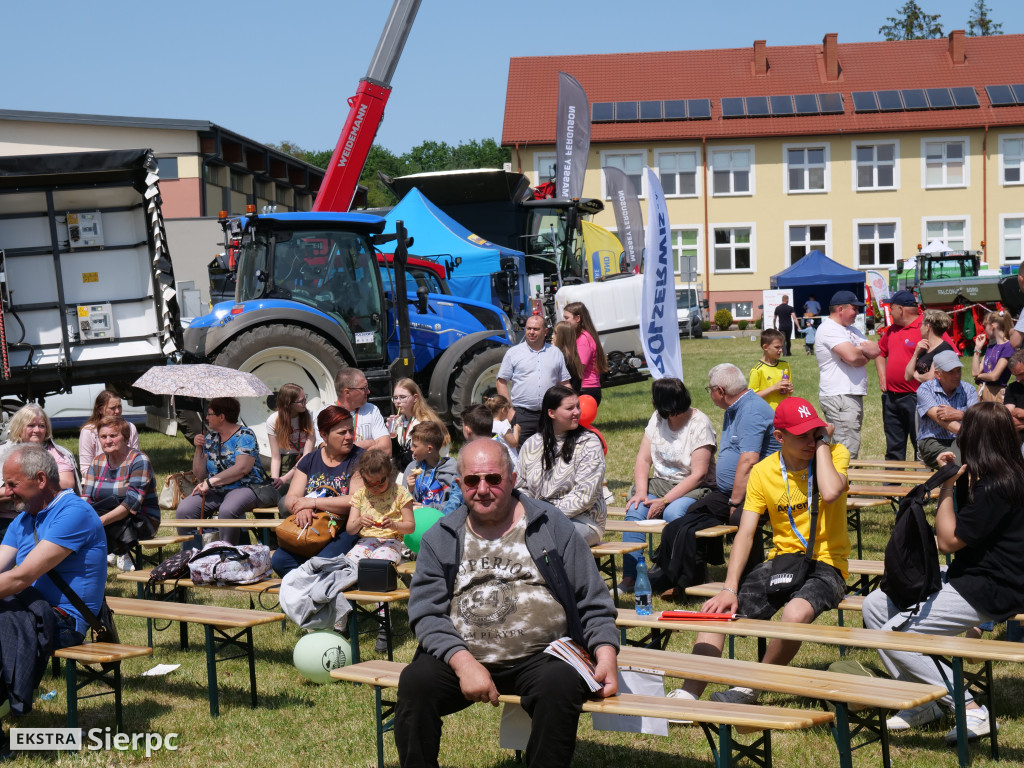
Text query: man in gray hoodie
396 438 618 768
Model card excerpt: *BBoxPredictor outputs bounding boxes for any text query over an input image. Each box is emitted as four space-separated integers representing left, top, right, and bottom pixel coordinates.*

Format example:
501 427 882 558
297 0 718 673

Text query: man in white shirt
314 368 391 454
814 290 880 458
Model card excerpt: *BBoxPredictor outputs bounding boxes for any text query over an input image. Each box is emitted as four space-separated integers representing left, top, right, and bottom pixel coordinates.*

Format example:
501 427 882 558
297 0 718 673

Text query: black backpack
880 462 959 615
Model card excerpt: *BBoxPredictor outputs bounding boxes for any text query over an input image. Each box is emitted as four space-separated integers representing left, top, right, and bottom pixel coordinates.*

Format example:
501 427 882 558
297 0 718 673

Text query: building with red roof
502 31 1024 321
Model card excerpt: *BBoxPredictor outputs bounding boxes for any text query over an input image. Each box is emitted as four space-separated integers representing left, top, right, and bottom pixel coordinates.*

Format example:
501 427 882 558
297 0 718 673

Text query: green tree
359 144 407 208
967 0 1002 35
448 138 511 169
402 140 454 173
879 1 943 40
302 149 333 170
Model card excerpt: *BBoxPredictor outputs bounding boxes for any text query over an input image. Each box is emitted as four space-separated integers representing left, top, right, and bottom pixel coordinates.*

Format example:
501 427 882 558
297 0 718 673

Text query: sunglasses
461 472 504 488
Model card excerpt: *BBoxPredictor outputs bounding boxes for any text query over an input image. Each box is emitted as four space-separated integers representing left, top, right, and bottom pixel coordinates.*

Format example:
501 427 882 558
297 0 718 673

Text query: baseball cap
774 397 828 435
933 350 963 372
830 290 865 308
888 289 919 307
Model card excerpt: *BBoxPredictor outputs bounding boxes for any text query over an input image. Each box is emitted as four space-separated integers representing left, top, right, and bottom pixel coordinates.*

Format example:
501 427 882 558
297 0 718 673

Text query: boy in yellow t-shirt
749 329 793 410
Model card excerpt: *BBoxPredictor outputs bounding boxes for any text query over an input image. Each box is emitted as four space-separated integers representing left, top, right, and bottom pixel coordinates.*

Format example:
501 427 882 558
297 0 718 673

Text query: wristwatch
815 435 830 446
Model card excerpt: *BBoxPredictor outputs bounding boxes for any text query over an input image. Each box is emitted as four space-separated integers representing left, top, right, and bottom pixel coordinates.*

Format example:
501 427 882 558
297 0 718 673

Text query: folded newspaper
544 637 602 692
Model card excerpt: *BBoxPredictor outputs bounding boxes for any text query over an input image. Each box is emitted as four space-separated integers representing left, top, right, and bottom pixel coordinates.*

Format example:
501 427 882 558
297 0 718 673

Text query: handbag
104 513 155 556
159 471 197 510
357 559 398 592
766 456 819 598
188 541 272 585
150 548 195 582
277 512 339 558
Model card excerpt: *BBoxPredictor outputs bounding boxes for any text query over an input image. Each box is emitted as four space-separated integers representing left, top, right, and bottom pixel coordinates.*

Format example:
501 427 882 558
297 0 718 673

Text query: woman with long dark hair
515 385 606 544
863 402 1024 742
563 301 608 405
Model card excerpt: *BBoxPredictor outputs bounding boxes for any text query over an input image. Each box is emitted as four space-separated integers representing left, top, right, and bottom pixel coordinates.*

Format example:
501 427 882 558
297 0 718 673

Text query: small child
798 316 816 355
462 403 517 466
748 328 793 410
345 449 415 564
485 394 520 450
403 421 458 510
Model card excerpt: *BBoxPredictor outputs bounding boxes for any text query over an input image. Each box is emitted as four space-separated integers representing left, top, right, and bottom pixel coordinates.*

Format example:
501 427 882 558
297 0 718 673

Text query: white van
675 286 705 338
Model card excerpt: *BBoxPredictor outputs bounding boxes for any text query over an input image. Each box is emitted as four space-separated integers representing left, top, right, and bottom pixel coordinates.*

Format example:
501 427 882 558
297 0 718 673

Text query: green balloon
404 506 445 554
293 631 351 684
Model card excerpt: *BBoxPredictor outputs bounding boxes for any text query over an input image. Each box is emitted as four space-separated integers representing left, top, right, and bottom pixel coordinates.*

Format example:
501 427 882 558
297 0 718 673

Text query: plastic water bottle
634 556 653 616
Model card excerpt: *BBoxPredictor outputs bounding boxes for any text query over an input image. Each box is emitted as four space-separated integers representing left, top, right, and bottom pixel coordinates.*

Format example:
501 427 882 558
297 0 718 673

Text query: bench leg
65 658 78 728
246 627 258 708
205 625 219 717
831 703 852 768
348 610 361 665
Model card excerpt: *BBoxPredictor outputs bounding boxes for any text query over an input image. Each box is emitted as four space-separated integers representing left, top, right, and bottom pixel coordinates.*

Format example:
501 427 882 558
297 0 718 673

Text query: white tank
555 275 645 358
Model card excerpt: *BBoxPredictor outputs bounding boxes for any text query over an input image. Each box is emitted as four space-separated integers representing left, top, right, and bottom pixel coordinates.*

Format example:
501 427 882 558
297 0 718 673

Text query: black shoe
375 628 389 654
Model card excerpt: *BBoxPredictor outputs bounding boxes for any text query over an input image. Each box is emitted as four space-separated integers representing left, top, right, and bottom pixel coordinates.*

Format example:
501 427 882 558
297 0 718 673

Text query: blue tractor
184 211 513 451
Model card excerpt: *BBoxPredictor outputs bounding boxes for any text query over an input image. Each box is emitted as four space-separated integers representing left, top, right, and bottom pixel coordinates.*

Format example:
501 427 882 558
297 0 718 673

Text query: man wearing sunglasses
396 438 618 768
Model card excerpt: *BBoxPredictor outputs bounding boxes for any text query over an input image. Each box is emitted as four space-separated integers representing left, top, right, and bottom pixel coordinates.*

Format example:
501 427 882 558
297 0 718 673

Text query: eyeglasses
346 386 371 393
362 474 390 488
297 396 308 404
704 385 720 395
461 472 504 488
392 395 411 402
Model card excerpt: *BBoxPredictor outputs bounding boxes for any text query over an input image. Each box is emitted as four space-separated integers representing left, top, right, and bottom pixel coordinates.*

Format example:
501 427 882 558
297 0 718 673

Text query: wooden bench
52 642 152 731
331 658 833 768
131 535 194 568
106 596 286 716
849 458 928 470
116 570 409 663
616 609 1024 767
618 645 945 768
157 517 283 546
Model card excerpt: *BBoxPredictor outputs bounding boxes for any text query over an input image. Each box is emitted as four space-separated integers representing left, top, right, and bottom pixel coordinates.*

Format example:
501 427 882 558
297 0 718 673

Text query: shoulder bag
276 485 341 558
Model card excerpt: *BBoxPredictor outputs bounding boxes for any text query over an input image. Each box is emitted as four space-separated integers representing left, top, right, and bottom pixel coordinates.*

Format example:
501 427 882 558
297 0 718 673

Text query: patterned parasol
133 364 272 399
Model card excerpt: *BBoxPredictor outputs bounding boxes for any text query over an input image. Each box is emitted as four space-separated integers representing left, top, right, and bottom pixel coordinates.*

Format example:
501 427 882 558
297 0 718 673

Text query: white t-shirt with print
644 409 717 485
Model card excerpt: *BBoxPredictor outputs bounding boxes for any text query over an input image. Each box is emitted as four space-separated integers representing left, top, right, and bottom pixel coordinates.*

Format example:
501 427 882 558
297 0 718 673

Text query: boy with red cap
668 397 851 705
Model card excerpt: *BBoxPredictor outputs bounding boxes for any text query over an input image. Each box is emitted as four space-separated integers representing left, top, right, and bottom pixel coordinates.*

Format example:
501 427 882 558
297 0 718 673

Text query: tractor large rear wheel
448 346 507 425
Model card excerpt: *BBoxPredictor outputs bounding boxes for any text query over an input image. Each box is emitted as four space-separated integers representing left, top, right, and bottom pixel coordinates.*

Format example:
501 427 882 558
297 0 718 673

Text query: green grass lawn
24 336 1020 766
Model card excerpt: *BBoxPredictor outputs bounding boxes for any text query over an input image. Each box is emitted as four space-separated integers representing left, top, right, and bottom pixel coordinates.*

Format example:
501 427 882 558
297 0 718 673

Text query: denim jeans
271 530 358 577
622 493 698 580
54 610 85 650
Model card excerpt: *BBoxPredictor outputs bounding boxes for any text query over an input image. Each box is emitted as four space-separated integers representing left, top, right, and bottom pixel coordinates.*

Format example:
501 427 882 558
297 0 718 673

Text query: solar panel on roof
852 91 879 112
951 87 979 108
1012 84 1024 105
794 94 818 115
687 99 711 119
663 100 687 120
745 96 770 116
986 85 1016 106
614 101 638 121
592 103 614 122
639 101 662 120
925 88 953 109
818 92 843 114
770 95 794 115
901 89 928 110
721 97 745 118
877 90 904 111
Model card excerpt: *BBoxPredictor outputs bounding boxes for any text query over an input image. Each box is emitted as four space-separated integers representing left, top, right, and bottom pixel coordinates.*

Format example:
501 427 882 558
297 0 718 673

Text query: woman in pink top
79 390 140 474
563 301 608 405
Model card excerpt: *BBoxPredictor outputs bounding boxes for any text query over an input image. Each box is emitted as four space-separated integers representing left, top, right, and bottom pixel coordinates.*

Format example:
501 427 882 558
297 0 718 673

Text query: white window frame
999 213 1024 266
709 145 755 197
783 220 832 266
853 218 901 270
600 149 646 199
999 134 1024 187
783 143 830 194
715 301 755 321
921 136 969 189
670 226 704 277
533 152 557 187
922 216 970 252
711 222 756 274
852 139 900 192
653 147 701 198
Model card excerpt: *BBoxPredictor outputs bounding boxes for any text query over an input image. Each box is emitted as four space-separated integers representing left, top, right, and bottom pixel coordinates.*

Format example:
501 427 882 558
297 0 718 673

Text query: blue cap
830 290 865 308
888 289 918 307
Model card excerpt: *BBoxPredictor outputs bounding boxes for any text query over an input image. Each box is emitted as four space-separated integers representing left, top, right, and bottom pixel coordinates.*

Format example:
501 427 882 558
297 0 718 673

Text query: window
655 150 699 197
229 171 250 194
923 218 968 251
601 151 645 198
710 148 753 196
713 226 754 272
671 228 701 278
784 145 828 193
854 141 898 190
856 221 898 268
204 165 225 185
1000 136 1024 185
715 301 753 320
923 138 967 188
535 153 556 186
156 157 179 180
1001 215 1023 264
787 224 829 264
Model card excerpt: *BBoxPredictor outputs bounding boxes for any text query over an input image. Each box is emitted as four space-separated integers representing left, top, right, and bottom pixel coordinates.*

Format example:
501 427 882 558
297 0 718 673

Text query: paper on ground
140 664 180 677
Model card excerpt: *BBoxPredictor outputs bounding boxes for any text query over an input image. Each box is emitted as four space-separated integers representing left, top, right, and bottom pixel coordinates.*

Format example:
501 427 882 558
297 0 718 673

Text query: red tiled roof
501 33 1024 145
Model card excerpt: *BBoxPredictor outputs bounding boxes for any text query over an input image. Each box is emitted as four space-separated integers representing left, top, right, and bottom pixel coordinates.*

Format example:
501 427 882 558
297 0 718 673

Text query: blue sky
4 1 1021 155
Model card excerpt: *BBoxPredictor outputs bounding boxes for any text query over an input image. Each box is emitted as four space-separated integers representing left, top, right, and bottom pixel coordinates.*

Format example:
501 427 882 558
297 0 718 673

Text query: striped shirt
917 378 978 441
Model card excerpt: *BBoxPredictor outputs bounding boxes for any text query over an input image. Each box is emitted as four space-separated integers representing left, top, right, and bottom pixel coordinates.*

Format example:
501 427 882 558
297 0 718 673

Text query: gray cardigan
408 491 619 664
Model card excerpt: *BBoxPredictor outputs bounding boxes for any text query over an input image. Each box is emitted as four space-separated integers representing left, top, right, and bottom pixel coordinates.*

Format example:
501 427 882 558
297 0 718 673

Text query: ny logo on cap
797 405 812 419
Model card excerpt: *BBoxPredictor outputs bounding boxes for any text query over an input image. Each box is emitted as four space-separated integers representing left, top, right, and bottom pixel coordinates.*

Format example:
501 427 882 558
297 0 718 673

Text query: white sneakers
710 686 759 705
945 707 991 744
116 554 135 572
665 688 696 724
887 702 992 745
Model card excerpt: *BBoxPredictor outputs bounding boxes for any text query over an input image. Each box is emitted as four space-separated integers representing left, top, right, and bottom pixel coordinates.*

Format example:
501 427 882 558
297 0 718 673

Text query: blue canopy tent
769 250 865 315
380 188 527 310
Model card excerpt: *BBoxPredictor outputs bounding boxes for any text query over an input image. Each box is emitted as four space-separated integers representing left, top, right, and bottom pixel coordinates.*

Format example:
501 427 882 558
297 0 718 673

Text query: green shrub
737 320 749 331
754 316 763 329
714 308 734 330
701 320 712 332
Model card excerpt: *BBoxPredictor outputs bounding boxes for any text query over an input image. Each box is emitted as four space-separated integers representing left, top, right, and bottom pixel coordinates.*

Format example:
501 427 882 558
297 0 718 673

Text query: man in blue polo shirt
916 350 978 468
496 314 571 443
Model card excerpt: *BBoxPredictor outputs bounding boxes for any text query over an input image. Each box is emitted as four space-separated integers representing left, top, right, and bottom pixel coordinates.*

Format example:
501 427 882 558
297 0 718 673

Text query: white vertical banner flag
640 167 683 380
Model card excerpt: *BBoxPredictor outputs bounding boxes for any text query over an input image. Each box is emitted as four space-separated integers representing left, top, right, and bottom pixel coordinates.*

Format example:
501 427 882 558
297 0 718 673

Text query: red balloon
578 394 598 427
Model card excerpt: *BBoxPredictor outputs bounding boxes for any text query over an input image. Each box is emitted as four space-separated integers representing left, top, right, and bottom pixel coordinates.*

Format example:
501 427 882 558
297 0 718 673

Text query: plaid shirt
917 378 978 441
82 449 160 522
